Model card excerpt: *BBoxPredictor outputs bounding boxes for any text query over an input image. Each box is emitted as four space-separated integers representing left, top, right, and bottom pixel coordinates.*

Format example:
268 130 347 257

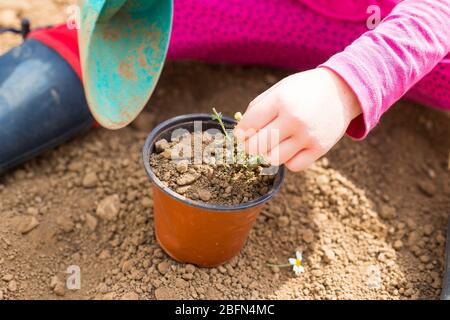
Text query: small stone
316 175 330 185
277 216 290 228
322 248 336 264
185 264 196 274
8 280 17 292
176 160 189 174
56 215 75 233
162 149 173 159
99 249 110 260
155 139 170 153
379 205 396 220
393 240 403 250
420 255 430 263
161 171 171 181
0 289 3 300
96 195 121 221
302 229 314 243
377 252 387 262
53 281 66 297
26 207 39 215
407 231 420 247
423 224 433 236
82 172 98 188
176 173 199 186
49 276 59 289
175 278 188 288
176 186 191 195
182 273 193 280
269 205 283 216
17 216 40 234
157 261 170 275
404 288 414 297
2 274 13 282
427 168 436 179
218 266 227 274
141 197 153 209
417 180 436 197
121 260 134 273
121 292 139 300
197 189 212 202
85 214 98 232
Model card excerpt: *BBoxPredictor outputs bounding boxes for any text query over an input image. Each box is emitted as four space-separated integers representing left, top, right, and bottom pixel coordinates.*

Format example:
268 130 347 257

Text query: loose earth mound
0 0 449 300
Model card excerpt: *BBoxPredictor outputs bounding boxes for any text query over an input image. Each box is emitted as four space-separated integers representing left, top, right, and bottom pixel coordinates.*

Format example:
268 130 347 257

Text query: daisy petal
288 258 297 266
296 251 303 260
293 265 304 275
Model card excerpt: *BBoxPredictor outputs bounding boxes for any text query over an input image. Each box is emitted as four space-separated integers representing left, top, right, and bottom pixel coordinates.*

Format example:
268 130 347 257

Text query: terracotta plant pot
143 114 285 267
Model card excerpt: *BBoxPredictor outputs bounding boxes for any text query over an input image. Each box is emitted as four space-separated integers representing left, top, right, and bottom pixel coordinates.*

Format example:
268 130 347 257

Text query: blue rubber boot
0 39 93 174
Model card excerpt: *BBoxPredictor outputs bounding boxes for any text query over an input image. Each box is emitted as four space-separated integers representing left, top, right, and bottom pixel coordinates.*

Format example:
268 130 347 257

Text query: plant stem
212 108 232 141
266 263 291 268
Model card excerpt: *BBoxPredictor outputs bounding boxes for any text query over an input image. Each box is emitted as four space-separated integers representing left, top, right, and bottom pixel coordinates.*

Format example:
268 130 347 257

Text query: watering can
78 0 173 129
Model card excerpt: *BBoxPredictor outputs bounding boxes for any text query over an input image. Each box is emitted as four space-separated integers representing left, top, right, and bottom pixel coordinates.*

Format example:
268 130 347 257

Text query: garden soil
1 0 450 300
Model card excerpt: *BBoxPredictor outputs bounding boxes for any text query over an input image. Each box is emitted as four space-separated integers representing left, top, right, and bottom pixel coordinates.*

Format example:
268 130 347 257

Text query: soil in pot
149 130 277 205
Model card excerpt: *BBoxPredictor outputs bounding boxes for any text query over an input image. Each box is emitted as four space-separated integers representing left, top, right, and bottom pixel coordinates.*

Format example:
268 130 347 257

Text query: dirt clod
197 189 212 202
417 180 436 197
278 216 290 228
96 195 121 221
176 173 199 186
17 216 40 234
157 261 170 275
379 204 396 220
85 214 98 232
56 215 75 233
322 248 336 264
8 280 17 292
302 230 314 243
82 172 98 188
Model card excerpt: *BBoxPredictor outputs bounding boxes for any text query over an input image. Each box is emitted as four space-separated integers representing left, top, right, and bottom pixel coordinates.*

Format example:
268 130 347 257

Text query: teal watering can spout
78 0 173 129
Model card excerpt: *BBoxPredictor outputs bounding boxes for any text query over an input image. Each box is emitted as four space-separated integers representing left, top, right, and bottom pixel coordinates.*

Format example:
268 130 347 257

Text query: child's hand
234 68 362 172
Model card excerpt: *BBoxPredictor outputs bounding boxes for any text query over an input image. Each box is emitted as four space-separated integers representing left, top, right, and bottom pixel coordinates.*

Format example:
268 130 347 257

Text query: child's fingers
247 81 283 112
266 138 303 166
284 148 319 172
244 117 291 156
234 95 278 140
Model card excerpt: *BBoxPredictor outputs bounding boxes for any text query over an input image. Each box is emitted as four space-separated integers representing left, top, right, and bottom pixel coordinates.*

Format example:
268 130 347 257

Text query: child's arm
235 0 450 172
323 0 450 139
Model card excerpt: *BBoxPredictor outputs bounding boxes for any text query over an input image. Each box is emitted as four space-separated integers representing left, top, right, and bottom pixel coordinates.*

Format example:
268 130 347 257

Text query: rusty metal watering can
78 0 173 129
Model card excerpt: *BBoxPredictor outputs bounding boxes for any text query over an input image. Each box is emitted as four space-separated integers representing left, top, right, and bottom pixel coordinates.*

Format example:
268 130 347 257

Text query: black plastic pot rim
142 113 285 212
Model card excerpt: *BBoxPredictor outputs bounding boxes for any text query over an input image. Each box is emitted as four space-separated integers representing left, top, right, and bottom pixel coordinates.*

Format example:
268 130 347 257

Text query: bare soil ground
1 0 450 300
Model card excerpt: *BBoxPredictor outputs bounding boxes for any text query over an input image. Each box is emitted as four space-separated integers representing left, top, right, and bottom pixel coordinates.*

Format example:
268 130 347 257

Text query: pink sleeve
321 0 450 139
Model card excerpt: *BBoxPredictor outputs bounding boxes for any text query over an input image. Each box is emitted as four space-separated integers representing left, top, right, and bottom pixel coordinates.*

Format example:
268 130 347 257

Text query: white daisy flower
289 251 305 275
